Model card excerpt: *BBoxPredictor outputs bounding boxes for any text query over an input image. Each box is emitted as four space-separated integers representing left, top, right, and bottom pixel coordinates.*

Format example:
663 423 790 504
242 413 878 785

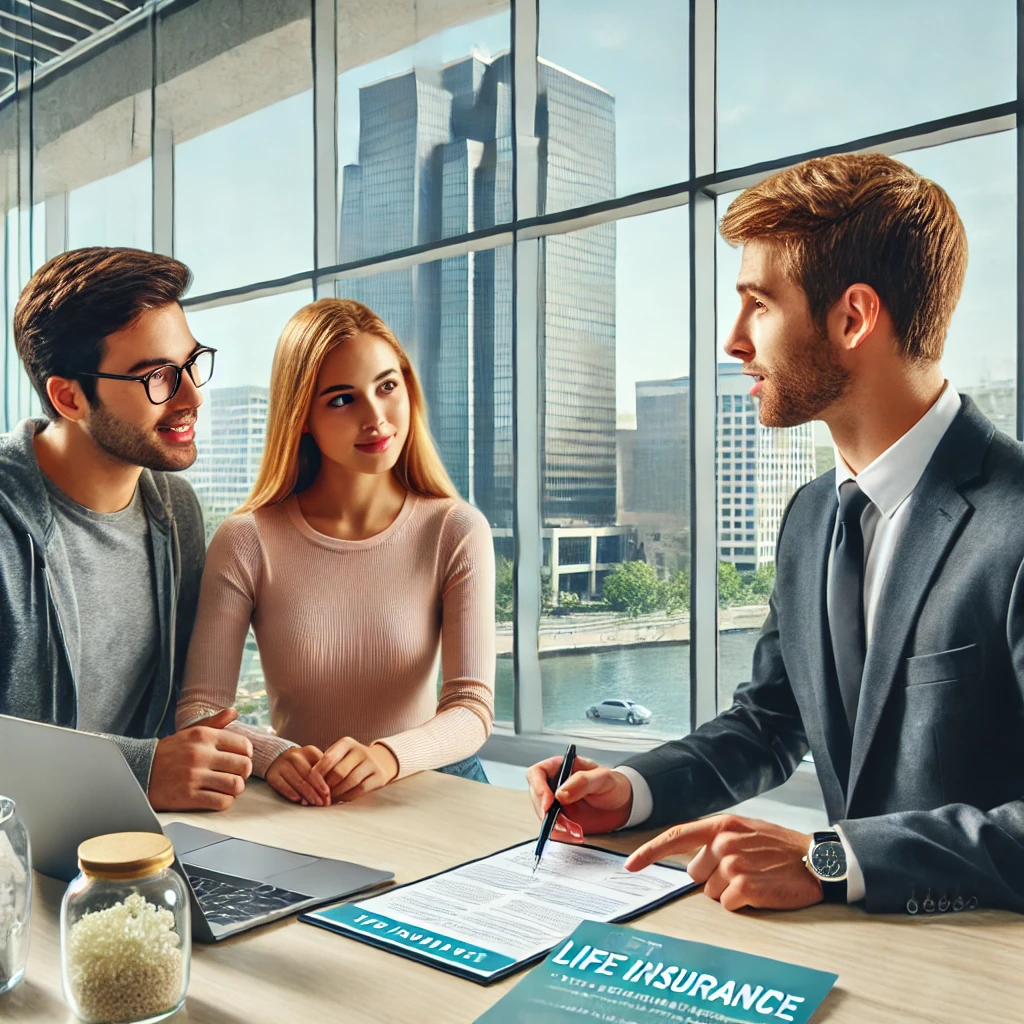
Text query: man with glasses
0 247 254 811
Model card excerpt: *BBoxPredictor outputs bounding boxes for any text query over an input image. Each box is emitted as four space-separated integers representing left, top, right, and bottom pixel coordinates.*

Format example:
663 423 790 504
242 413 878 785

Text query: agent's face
305 332 411 478
722 238 851 428
85 303 204 472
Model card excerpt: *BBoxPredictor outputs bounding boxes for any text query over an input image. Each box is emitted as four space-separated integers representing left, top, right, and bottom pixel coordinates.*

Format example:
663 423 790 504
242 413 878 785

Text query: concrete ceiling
0 1 147 83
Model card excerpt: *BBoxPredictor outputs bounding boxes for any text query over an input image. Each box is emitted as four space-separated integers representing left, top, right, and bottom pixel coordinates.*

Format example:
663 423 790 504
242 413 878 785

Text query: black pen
533 743 577 874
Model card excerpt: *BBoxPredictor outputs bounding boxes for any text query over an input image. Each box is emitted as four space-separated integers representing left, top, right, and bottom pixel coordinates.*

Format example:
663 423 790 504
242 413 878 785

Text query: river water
493 630 762 740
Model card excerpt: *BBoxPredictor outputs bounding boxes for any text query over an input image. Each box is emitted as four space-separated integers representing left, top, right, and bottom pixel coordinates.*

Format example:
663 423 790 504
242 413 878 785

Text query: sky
12 0 1017 426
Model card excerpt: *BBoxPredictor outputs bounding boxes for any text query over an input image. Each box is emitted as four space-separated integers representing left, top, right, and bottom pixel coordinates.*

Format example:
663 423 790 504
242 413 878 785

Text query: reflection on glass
713 132 1017 710
901 131 1017 435
718 0 1015 170
161 1 314 294
337 2 511 263
538 207 691 740
335 244 514 719
174 92 314 295
539 0 687 209
69 162 152 251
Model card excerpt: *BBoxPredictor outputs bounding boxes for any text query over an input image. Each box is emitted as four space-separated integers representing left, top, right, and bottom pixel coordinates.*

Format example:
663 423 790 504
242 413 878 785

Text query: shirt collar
833 381 961 519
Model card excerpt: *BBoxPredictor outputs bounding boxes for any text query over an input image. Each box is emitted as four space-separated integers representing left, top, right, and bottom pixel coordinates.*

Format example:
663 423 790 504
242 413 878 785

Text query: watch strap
811 831 848 904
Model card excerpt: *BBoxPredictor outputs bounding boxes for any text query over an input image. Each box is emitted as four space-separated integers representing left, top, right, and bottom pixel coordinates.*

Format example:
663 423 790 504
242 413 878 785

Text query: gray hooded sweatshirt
0 418 205 788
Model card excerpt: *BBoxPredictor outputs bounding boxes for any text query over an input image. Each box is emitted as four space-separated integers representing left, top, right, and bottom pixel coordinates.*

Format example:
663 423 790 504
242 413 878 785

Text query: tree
747 563 775 601
495 555 514 622
718 561 748 608
658 570 690 615
540 566 553 610
603 560 662 618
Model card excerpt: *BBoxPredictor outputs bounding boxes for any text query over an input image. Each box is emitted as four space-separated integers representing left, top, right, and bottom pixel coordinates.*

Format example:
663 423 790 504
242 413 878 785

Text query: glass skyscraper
337 51 616 529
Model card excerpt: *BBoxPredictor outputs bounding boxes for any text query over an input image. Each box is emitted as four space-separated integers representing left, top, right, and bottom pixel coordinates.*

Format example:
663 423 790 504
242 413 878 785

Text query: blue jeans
435 754 489 784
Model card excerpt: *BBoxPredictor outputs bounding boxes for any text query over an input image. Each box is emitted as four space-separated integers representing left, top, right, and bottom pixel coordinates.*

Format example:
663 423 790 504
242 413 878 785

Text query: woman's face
305 332 411 478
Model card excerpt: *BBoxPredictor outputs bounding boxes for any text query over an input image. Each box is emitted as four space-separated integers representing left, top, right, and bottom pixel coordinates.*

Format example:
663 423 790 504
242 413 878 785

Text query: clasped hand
527 754 823 911
266 737 398 806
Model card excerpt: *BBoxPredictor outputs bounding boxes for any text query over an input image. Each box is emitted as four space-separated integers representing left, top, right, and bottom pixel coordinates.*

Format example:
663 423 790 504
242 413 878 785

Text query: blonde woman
176 299 495 805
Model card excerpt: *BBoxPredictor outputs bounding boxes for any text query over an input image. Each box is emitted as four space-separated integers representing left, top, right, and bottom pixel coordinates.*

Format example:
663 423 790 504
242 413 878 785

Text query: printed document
302 841 695 981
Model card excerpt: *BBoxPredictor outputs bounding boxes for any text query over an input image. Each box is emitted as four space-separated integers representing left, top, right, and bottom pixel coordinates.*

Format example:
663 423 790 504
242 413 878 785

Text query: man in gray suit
528 152 1024 915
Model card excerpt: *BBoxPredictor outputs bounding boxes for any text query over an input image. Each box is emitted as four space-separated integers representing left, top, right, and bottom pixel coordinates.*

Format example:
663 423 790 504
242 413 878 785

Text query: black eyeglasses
78 347 217 406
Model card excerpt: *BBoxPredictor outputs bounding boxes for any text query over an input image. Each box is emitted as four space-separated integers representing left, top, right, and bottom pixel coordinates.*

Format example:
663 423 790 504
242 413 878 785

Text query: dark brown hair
719 152 967 362
14 246 193 419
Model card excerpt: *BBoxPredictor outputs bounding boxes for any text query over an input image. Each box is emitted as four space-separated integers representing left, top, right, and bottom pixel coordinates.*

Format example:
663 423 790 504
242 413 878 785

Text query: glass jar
60 832 191 1024
0 796 32 997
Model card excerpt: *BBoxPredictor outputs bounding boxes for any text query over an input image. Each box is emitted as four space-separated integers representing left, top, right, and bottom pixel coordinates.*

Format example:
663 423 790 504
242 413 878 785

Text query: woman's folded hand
310 738 399 803
266 745 331 806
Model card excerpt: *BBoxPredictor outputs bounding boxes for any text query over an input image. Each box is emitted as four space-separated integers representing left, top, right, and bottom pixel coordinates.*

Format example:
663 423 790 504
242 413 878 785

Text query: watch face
810 841 847 879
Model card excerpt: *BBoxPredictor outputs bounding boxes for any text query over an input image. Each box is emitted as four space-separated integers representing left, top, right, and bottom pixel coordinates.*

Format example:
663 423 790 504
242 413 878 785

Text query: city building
187 385 270 540
617 378 691 578
718 364 815 571
337 51 616 531
621 367 815 575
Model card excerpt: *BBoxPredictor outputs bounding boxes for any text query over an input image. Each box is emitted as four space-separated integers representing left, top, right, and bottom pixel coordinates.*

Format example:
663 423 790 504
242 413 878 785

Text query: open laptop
0 715 394 942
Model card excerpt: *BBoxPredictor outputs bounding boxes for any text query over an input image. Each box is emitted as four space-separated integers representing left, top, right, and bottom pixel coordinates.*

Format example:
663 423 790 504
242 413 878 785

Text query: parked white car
585 699 652 725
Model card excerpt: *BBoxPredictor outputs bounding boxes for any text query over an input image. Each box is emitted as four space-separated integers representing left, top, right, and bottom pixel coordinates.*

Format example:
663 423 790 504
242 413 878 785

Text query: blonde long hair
238 298 456 514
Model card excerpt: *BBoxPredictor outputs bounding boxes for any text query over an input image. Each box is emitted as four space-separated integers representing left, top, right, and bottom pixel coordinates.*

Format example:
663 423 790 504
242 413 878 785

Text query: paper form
302 841 695 980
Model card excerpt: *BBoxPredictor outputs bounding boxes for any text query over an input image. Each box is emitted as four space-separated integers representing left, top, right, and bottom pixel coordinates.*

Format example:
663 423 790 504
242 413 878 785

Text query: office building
717 364 815 571
187 386 270 540
337 52 616 530
622 367 815 575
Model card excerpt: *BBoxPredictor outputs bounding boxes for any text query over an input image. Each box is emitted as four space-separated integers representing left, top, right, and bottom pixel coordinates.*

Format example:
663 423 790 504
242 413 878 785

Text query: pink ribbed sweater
176 493 496 779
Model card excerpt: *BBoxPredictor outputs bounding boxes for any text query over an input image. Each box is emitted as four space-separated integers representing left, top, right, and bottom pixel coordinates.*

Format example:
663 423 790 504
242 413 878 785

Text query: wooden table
2 773 1020 1023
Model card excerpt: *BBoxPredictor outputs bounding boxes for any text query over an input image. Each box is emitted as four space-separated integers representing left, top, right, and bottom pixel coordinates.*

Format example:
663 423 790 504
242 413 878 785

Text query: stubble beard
757 324 852 429
88 401 198 472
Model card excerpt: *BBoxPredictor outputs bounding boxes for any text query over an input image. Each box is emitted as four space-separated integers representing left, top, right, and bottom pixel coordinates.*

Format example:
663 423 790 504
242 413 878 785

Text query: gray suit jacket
624 395 1024 914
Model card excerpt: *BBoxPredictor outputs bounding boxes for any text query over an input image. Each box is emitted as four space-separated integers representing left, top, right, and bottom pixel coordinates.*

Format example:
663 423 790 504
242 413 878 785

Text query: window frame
0 0 1019 777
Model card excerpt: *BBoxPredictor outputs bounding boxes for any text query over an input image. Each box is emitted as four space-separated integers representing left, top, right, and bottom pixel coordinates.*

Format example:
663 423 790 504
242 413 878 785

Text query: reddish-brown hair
719 152 967 362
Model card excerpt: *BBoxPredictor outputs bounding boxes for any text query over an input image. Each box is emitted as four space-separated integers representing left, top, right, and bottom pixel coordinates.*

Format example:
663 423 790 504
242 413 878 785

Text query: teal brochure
474 920 837 1024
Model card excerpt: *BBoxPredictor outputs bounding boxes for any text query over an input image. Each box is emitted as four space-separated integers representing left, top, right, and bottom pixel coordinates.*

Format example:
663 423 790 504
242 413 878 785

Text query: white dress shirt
618 381 963 904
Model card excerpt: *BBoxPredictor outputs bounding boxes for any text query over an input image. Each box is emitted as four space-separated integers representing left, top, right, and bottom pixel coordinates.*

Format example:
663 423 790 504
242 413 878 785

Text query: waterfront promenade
494 604 770 656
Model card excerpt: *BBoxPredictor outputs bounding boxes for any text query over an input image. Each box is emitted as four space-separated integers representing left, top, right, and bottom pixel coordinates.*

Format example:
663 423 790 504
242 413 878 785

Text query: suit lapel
845 396 992 811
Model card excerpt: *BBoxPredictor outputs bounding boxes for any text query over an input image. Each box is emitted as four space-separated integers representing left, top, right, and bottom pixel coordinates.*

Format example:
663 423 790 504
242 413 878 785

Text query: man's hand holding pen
527 753 635 844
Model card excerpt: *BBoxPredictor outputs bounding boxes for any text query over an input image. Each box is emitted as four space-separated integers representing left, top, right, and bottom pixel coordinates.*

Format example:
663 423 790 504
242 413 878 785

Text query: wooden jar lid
77 832 175 880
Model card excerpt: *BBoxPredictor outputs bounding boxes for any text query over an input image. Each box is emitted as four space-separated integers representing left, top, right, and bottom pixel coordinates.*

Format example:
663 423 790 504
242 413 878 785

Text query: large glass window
718 0 1015 170
336 242 515 721
538 206 691 740
0 0 1019 754
160 0 314 294
182 288 314 722
538 0 688 210
68 162 152 252
33 15 152 255
714 131 1017 710
337 1 511 265
183 288 313 536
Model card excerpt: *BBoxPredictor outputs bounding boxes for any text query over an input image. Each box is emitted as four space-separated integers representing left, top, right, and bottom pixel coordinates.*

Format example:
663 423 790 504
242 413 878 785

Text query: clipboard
299 839 698 985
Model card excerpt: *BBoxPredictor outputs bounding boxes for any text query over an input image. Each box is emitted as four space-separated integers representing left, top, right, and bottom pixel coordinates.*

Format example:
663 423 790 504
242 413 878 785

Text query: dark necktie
829 481 872 732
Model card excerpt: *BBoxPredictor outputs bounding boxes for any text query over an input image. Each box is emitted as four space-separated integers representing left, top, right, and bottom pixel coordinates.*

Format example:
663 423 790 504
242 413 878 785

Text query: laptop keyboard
185 868 311 927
